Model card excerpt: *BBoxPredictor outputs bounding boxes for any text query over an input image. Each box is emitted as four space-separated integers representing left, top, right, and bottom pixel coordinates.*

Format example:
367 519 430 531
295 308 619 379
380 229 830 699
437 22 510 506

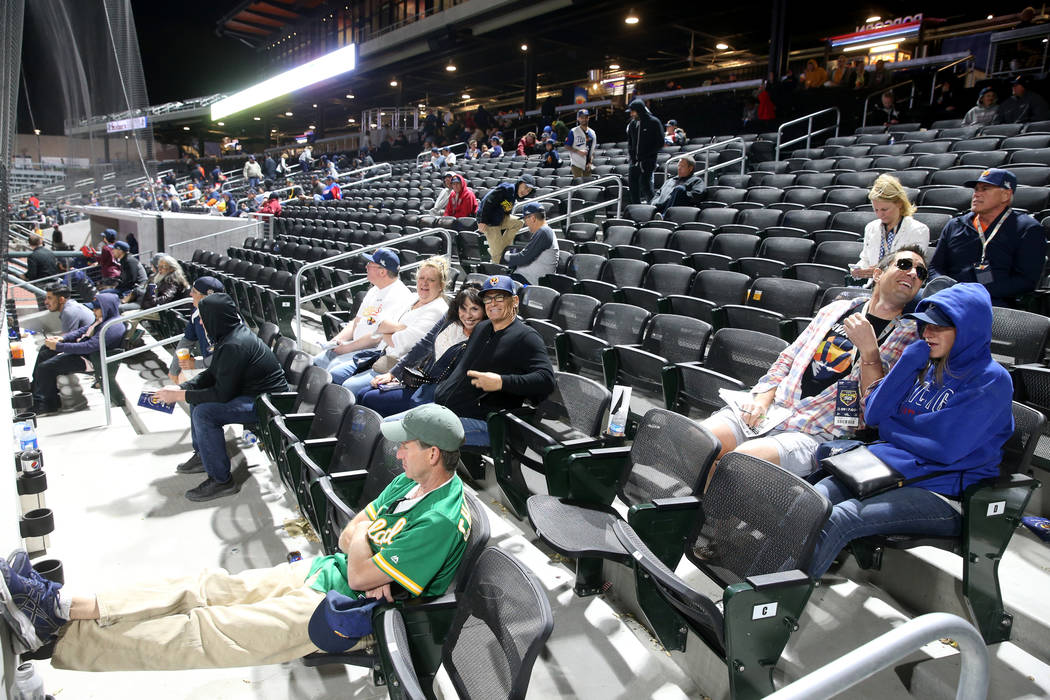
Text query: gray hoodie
962 96 1001 127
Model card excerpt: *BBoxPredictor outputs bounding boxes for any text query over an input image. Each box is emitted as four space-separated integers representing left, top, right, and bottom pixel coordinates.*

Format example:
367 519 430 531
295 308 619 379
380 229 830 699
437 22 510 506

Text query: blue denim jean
190 396 257 483
342 369 378 398
313 348 379 385
807 476 961 578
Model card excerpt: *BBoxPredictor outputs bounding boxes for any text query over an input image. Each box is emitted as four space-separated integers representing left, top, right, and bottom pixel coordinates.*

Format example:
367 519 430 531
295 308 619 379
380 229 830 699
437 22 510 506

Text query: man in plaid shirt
702 245 926 477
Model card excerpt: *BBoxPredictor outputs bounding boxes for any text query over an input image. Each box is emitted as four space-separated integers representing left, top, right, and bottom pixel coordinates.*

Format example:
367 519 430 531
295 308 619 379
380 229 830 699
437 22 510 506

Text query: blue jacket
929 208 1046 305
55 293 126 356
477 178 532 226
184 310 215 360
864 283 1013 497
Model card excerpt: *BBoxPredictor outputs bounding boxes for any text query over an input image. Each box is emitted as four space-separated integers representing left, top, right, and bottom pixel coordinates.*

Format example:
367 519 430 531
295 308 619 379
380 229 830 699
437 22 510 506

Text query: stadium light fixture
987 14 994 19
346 93 355 99
865 15 881 23
624 9 639 24
446 62 457 72
844 40 899 52
285 111 293 116
520 43 528 52
462 93 470 99
253 116 261 121
609 63 620 70
217 121 224 126
182 126 190 131
716 42 729 50
210 43 356 120
390 79 398 87
309 125 316 129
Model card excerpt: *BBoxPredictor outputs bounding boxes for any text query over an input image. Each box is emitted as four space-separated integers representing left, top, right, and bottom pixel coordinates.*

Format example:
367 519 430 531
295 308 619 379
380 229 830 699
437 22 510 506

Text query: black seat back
620 408 721 504
308 384 355 439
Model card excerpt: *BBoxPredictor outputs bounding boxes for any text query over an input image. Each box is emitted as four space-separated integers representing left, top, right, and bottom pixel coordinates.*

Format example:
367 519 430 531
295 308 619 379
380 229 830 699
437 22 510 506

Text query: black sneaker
175 452 205 474
185 477 240 502
31 402 59 417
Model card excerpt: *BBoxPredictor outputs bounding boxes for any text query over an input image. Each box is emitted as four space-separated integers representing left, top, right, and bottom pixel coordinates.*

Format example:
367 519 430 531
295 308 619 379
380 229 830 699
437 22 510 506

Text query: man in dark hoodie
31 293 126 415
112 241 148 310
154 294 286 502
476 174 536 263
626 98 664 204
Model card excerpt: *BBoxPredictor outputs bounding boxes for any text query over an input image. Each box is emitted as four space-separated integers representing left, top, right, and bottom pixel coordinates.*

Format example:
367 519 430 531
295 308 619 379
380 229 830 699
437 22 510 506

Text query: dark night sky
18 0 258 135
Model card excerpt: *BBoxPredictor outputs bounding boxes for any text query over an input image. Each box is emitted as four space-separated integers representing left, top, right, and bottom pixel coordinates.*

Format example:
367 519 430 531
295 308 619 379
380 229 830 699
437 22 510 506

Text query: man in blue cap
929 168 1046 306
505 202 559 285
0 404 470 669
313 247 413 384
432 275 554 446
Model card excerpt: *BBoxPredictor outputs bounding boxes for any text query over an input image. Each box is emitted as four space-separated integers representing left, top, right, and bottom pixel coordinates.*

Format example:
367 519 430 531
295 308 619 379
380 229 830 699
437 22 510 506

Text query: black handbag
399 341 467 391
820 443 954 499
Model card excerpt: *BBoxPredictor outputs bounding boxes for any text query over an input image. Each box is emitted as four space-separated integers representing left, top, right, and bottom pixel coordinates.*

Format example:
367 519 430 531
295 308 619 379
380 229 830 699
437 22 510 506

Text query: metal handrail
292 228 455 346
931 55 975 105
861 80 918 127
5 274 45 299
776 108 841 161
98 297 196 425
510 174 625 231
336 161 392 183
6 263 101 289
665 137 747 185
416 142 466 166
765 613 988 700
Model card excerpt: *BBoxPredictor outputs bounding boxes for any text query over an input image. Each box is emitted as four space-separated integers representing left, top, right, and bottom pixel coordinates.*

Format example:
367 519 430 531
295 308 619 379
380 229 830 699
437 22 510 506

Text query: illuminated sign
830 14 923 48
107 116 147 133
211 44 356 121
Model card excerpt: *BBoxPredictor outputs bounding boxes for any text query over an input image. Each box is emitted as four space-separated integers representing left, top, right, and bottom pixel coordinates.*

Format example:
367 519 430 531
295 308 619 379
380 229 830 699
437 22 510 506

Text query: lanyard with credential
973 212 1008 266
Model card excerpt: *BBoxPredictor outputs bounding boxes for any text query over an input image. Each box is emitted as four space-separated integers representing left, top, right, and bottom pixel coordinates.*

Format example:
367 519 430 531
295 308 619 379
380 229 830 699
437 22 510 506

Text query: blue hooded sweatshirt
54 293 126 356
864 283 1013 497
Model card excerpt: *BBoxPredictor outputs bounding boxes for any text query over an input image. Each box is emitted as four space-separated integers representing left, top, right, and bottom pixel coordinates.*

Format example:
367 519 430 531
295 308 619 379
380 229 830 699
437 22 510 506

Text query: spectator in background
851 58 868 89
802 59 828 89
505 202 559 286
313 248 414 384
476 174 536 263
464 139 481 160
315 175 342 201
541 139 562 169
868 59 891 91
552 116 569 143
309 175 324 198
963 87 1002 126
262 153 277 181
24 233 60 309
441 145 456 167
567 109 597 178
423 147 445 169
112 242 148 310
210 165 224 186
487 135 504 158
852 174 930 283
44 284 94 335
870 90 906 126
664 119 686 146
930 168 1045 306
999 75 1050 122
443 173 477 219
141 256 190 311
516 132 539 156
277 152 292 179
51 226 72 252
221 192 238 217
99 229 121 283
650 155 706 215
626 98 664 204
828 55 854 87
429 173 454 216
930 79 958 120
298 146 314 172
243 155 262 190
258 192 282 216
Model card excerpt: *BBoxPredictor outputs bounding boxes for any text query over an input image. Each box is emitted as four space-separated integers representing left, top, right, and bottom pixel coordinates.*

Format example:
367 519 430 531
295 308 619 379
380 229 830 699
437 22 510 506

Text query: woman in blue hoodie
808 283 1014 577
31 293 127 415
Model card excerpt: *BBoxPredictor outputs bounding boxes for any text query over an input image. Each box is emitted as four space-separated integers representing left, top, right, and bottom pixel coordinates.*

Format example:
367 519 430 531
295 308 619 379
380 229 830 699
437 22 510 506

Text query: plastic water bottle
18 423 38 451
242 430 258 447
11 661 45 700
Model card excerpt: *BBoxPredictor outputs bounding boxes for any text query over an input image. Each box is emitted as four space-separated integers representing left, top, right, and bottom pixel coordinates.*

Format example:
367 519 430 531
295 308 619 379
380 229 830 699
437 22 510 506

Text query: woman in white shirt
852 174 930 282
341 256 450 394
852 174 928 281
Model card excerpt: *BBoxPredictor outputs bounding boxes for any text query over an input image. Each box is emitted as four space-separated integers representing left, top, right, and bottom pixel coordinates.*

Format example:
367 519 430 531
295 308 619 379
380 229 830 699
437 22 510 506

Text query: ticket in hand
138 390 176 414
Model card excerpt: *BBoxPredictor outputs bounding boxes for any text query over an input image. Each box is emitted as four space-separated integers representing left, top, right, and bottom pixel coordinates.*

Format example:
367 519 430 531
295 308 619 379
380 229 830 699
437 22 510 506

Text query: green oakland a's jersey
308 473 470 598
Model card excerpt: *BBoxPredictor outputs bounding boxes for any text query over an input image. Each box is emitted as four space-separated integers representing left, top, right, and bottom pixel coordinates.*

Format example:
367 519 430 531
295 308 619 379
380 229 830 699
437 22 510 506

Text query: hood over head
94 292 121 322
448 172 469 188
198 293 243 342
627 98 650 116
910 282 993 373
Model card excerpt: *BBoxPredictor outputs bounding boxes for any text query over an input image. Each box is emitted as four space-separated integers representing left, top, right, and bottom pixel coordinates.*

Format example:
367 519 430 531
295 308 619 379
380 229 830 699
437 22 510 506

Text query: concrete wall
79 207 265 261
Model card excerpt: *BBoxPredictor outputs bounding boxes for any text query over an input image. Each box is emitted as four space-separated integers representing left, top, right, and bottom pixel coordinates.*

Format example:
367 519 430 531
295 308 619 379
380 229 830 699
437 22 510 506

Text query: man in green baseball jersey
1 405 472 671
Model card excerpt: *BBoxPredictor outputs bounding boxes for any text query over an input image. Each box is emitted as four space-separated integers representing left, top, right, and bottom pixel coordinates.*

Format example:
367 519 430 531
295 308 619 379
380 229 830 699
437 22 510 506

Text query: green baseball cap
380 404 464 451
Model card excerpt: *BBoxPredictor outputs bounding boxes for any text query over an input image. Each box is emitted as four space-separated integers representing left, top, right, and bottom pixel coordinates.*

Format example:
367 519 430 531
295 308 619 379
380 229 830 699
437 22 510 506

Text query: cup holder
19 508 54 538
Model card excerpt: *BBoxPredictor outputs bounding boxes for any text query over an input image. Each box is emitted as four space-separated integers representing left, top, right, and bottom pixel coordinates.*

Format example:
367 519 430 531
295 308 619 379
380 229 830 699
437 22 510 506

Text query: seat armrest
547 446 631 505
745 570 811 590
626 496 701 568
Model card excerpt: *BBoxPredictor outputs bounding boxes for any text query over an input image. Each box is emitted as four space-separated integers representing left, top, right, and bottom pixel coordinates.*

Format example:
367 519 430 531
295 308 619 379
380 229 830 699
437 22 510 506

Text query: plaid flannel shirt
751 297 919 440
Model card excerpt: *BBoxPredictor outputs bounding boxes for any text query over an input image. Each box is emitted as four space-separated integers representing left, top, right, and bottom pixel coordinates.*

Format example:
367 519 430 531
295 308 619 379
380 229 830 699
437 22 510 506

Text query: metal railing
861 80 918 128
166 217 265 253
765 613 988 700
337 162 393 188
931 55 975 104
416 142 466 166
665 137 747 185
292 228 455 347
776 107 841 161
98 297 196 425
510 175 625 232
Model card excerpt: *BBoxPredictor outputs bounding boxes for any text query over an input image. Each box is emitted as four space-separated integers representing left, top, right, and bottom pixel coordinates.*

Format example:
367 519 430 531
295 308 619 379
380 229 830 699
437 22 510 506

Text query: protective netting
24 0 157 205
2 1 27 288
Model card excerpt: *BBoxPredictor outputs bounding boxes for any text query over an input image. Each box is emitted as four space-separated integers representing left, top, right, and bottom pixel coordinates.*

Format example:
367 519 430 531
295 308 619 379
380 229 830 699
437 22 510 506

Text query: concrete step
904 641 1050 699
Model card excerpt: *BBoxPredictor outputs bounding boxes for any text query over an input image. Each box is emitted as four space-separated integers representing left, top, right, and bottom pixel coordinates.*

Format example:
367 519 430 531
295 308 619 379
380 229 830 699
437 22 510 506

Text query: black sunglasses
895 257 928 281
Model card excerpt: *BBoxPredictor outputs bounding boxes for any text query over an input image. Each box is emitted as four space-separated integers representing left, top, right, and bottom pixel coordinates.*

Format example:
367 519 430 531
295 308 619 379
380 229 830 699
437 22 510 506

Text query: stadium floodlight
211 44 356 121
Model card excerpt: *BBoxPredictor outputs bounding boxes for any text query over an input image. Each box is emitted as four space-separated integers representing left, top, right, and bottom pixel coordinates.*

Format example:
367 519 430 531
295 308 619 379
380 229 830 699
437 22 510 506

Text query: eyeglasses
895 257 928 281
483 294 512 305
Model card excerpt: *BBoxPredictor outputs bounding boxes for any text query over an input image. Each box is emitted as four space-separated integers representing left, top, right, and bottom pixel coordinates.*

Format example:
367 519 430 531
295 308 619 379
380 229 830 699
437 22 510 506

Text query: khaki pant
571 164 593 178
479 215 522 263
51 560 356 671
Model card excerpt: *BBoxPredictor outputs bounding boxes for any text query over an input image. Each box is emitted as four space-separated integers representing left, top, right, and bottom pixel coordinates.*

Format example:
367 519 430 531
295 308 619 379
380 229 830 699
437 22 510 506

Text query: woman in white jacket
852 174 930 282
